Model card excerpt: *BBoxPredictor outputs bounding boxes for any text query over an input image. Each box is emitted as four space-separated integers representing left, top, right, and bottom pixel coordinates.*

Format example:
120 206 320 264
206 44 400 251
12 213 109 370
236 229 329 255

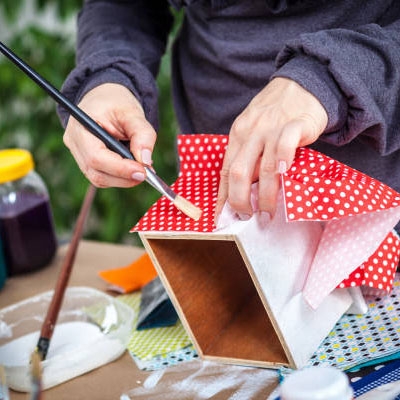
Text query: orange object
98 253 157 293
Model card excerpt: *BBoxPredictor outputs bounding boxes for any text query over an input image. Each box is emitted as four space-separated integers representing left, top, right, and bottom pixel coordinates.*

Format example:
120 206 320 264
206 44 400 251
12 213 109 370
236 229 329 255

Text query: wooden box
138 199 352 369
133 134 400 369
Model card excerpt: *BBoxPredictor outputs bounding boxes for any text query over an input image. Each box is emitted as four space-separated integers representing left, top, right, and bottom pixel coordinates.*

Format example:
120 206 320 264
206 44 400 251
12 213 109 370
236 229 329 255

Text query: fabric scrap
118 292 193 368
308 274 400 371
350 358 400 398
98 252 157 293
137 277 179 330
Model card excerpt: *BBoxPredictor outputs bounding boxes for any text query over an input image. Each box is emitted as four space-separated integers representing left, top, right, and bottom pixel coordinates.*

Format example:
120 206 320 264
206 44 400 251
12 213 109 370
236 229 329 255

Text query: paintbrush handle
37 184 97 360
0 40 202 221
0 41 178 197
0 41 133 160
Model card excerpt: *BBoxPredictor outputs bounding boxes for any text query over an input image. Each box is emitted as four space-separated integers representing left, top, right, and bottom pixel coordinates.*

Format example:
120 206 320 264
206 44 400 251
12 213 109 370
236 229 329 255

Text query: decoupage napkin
282 149 400 308
132 134 400 310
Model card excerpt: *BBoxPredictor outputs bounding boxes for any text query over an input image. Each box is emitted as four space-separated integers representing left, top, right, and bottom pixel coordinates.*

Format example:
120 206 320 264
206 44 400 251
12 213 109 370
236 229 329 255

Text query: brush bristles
29 351 42 400
30 351 42 382
0 364 6 386
174 195 202 221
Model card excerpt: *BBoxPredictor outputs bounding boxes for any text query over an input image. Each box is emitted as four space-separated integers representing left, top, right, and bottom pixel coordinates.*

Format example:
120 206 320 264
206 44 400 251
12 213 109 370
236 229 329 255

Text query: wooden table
0 240 278 399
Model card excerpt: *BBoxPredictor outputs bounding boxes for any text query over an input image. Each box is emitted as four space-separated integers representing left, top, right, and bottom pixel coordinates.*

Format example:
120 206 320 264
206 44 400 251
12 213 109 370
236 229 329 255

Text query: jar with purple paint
0 149 57 275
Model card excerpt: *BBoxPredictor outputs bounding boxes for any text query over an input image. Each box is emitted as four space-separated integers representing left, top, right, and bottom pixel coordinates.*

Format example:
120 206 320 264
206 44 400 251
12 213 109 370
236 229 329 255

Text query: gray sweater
59 0 400 228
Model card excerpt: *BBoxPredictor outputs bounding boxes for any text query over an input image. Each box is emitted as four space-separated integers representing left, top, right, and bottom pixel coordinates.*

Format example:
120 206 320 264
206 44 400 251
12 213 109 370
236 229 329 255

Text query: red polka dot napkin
132 134 400 309
282 149 400 308
132 134 227 233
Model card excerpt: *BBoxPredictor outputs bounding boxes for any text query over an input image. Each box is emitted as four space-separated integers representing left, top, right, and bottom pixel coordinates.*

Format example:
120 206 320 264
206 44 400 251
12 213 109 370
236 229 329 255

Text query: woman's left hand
215 77 328 222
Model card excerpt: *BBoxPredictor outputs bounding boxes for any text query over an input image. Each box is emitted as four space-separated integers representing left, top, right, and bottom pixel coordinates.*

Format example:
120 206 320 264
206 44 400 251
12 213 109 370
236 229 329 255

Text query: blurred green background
0 1 181 246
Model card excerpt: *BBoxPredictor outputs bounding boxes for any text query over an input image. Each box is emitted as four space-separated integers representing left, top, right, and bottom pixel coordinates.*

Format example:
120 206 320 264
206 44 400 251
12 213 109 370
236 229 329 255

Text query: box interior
147 237 289 367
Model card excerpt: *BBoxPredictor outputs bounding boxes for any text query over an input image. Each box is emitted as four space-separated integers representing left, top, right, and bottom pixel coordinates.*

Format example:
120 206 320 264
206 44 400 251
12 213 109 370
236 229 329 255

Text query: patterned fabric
136 277 178 330
350 358 400 398
307 276 400 371
131 346 198 371
118 292 196 370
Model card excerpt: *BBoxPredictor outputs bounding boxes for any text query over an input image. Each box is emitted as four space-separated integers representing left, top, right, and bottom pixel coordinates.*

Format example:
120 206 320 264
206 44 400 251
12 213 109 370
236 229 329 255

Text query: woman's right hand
63 83 157 188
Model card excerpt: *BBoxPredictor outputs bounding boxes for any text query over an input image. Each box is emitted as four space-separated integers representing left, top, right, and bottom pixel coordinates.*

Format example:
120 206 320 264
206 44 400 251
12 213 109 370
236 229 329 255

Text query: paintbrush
36 184 96 361
29 351 42 400
0 40 202 221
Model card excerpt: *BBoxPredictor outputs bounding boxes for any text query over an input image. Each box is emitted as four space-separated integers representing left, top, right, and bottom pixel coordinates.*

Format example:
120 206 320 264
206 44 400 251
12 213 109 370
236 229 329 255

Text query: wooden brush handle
37 184 97 359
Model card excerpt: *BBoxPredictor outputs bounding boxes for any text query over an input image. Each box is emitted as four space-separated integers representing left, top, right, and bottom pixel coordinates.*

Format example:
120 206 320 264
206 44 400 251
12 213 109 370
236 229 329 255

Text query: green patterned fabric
118 292 194 366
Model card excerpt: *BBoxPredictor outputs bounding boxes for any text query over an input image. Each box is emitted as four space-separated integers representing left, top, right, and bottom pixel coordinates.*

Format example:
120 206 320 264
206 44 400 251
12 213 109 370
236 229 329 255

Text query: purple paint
0 191 57 275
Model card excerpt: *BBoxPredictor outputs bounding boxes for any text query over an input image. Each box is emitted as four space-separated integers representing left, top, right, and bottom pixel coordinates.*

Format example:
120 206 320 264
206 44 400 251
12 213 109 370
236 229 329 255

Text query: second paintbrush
0 40 202 221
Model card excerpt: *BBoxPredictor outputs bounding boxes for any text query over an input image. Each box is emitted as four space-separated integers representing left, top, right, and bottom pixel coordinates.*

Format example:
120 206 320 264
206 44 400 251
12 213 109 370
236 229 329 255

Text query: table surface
0 240 278 400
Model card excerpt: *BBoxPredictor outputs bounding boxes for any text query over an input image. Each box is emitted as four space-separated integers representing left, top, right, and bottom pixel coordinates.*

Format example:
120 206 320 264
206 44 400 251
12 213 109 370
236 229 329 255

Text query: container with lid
0 149 57 275
279 366 354 400
0 235 6 289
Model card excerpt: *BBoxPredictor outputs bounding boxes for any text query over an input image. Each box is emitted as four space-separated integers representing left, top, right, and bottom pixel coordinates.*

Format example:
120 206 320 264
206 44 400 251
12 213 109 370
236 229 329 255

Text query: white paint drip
0 321 12 339
143 368 165 389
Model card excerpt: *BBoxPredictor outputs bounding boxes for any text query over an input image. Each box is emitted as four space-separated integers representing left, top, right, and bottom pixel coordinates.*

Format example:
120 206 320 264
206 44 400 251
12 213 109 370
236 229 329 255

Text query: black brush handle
0 40 181 202
0 40 134 161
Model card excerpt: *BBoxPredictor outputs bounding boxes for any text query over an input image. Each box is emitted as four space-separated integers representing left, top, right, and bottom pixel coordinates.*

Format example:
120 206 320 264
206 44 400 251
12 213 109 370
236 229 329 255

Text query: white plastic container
0 286 135 391
280 366 353 400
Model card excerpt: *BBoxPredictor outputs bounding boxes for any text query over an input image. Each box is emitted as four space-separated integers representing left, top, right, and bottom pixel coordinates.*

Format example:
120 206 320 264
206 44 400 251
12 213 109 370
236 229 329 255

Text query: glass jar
0 235 6 289
0 149 57 275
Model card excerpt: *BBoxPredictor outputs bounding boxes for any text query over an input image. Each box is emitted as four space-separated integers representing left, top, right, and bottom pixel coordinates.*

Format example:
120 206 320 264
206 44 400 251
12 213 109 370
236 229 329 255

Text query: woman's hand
63 83 157 188
215 77 328 222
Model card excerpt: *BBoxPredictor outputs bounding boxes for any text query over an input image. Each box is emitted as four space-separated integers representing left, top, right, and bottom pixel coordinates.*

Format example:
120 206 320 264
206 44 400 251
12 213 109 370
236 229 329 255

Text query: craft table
0 240 278 400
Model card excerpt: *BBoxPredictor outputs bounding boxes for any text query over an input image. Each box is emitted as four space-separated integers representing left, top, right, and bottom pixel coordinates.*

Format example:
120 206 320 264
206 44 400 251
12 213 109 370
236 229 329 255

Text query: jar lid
280 366 353 400
0 149 35 184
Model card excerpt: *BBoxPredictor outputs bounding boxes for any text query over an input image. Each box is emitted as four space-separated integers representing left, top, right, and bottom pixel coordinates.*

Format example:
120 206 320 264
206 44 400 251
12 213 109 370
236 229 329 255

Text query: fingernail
141 149 152 165
132 172 145 182
237 212 252 221
278 160 287 174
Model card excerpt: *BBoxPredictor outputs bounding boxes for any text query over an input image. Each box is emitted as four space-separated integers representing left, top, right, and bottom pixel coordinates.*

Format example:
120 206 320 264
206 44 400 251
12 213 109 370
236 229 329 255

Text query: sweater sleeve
57 0 174 129
272 18 400 156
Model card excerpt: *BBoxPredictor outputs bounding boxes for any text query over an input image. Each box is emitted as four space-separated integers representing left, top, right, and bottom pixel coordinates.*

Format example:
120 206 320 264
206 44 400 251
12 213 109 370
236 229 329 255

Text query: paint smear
0 321 125 392
122 360 278 399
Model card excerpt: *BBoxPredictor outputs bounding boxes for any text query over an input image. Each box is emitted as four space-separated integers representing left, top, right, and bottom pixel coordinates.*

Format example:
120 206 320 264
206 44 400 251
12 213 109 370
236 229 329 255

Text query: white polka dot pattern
339 231 400 292
132 135 400 301
292 148 400 308
283 148 400 221
303 209 400 309
131 134 228 233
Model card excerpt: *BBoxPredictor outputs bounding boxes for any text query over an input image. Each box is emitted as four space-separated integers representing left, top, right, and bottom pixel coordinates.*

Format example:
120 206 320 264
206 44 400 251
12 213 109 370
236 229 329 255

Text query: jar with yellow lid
0 149 57 275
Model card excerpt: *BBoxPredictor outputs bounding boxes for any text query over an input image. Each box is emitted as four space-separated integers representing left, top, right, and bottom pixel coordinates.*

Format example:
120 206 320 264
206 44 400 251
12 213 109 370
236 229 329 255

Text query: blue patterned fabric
351 358 400 398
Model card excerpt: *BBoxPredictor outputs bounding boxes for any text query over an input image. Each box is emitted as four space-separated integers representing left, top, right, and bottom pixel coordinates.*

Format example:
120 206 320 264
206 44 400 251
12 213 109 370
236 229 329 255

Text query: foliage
1 0 82 21
0 1 181 246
